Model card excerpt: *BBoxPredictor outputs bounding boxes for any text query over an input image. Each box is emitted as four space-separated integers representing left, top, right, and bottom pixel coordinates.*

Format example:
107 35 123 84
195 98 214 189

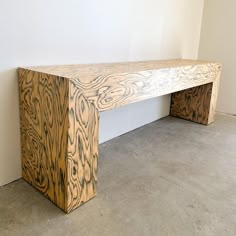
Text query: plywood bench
18 59 222 213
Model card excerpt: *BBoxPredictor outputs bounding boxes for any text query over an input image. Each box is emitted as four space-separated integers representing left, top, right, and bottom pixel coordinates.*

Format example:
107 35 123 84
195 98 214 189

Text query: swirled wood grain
170 83 213 125
79 63 221 111
208 69 221 124
18 70 99 213
18 69 69 210
170 68 221 125
25 60 221 112
18 59 222 213
67 83 99 213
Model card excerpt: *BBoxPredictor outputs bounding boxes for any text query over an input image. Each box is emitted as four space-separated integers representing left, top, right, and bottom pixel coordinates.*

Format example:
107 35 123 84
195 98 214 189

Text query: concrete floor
1 114 236 236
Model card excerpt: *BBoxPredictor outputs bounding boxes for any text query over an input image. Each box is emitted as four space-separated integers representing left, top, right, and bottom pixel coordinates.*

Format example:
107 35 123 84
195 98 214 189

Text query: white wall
199 0 236 115
0 0 204 186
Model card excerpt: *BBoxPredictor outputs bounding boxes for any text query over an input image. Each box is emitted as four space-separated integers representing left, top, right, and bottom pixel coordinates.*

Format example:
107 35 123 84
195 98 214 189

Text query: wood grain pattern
79 63 221 111
170 83 213 125
26 59 218 83
18 69 69 211
25 60 222 112
18 59 222 212
67 82 99 213
18 69 99 213
208 69 221 124
170 68 221 125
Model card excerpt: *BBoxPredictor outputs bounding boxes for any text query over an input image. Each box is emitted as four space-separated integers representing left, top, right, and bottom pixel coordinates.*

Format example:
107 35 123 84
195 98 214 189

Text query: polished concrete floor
1 114 236 236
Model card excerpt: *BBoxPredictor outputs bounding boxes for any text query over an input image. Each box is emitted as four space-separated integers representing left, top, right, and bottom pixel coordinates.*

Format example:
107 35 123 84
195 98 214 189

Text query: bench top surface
21 59 220 83
19 59 221 111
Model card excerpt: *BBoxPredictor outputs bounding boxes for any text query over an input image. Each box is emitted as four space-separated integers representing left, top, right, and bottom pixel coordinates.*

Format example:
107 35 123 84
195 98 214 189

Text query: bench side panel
170 83 213 125
66 81 99 213
170 65 221 125
18 69 69 211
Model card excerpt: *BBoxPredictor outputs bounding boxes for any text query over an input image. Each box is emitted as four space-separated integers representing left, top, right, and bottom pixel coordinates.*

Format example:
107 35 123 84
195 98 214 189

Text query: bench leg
170 74 220 125
19 70 70 211
67 82 99 213
19 70 99 213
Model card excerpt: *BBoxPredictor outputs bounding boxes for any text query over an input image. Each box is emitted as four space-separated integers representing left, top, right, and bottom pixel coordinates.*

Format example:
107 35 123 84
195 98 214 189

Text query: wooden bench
18 59 222 213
